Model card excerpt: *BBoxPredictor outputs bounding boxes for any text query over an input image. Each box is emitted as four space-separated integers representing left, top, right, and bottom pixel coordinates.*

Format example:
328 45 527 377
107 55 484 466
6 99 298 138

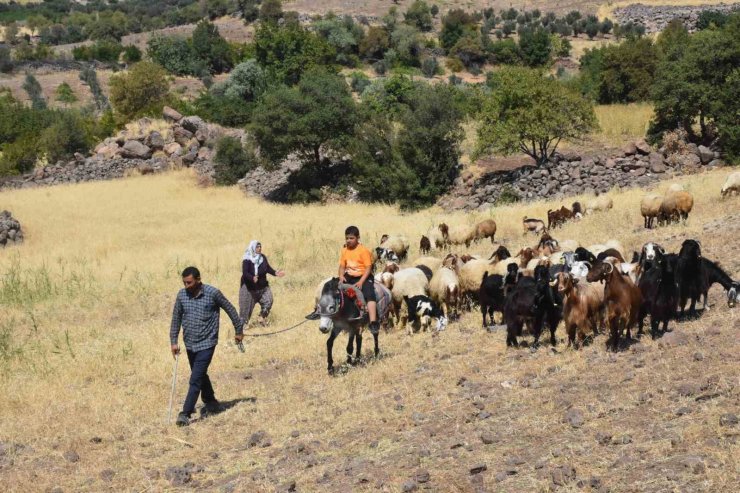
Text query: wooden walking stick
167 353 179 424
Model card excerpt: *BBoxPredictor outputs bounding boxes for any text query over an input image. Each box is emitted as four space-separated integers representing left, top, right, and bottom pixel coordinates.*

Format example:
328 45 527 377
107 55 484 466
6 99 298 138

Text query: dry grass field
1 168 738 492
593 103 654 147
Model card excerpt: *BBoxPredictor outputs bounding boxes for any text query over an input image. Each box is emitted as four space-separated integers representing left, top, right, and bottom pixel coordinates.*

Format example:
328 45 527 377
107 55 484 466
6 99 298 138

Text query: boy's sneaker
369 321 380 335
175 412 190 427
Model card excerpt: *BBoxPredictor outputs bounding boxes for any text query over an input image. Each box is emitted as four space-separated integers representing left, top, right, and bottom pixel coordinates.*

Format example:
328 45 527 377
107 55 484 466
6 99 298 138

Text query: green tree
55 82 77 105
260 0 283 23
191 20 233 74
238 0 261 23
147 35 201 76
440 9 475 51
211 59 267 101
0 46 12 73
359 26 390 61
122 45 142 64
22 73 46 110
79 66 110 112
478 67 598 165
213 136 258 185
649 15 740 145
251 69 359 168
4 22 19 45
254 21 336 85
450 31 486 68
314 14 363 66
109 61 170 122
518 27 552 67
404 0 434 32
391 24 422 66
431 4 439 18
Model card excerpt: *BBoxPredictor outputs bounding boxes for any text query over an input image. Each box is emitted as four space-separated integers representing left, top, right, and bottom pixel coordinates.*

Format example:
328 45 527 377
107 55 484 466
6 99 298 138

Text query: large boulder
622 142 637 156
181 116 207 135
697 145 713 164
146 131 165 150
164 142 183 157
163 106 183 122
649 152 666 173
635 139 652 155
121 140 152 160
173 127 194 146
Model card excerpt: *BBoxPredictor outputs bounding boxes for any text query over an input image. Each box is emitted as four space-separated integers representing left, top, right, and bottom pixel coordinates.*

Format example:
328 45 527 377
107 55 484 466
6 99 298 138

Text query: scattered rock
611 435 632 445
550 464 576 486
565 408 584 428
677 383 698 397
697 145 713 164
89 437 102 444
414 470 430 483
290 430 300 438
659 331 689 348
277 480 297 492
0 211 24 247
635 140 652 155
63 450 80 463
675 407 692 416
248 431 270 448
681 456 706 474
402 480 418 492
720 414 738 427
480 432 496 445
469 463 487 475
165 466 192 486
622 143 637 156
99 469 115 482
595 432 612 445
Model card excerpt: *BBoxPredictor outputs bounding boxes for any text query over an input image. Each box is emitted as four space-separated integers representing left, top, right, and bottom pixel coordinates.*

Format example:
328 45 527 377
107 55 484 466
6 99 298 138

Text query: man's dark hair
345 226 360 237
181 266 201 279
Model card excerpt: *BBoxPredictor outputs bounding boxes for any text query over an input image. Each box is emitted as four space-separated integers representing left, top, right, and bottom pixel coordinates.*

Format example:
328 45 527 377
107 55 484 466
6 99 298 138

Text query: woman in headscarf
240 240 285 327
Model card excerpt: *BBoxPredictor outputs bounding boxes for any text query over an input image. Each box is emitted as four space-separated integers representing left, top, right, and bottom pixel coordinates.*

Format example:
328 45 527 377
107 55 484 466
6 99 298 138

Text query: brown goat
473 219 497 244
547 206 573 229
419 235 431 255
535 232 560 256
517 247 536 268
383 262 400 274
554 272 605 348
587 260 643 351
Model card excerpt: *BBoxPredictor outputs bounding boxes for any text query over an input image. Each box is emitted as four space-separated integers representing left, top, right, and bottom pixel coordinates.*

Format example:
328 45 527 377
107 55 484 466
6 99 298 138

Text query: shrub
518 27 552 67
350 71 371 93
79 66 110 112
109 61 170 123
404 0 434 32
211 59 267 102
192 92 253 127
147 35 201 76
191 19 234 74
213 136 257 185
421 57 439 78
445 57 464 73
55 83 77 104
0 135 39 175
122 45 142 64
0 46 12 73
440 9 475 51
22 73 46 110
359 26 390 61
73 40 123 63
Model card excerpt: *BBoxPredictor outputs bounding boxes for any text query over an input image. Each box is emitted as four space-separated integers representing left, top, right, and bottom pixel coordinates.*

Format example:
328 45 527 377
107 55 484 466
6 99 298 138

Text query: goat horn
549 279 558 287
605 263 614 274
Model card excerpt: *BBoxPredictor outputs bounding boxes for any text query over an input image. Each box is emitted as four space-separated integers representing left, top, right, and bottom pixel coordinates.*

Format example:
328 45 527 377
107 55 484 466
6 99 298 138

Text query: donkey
311 278 391 375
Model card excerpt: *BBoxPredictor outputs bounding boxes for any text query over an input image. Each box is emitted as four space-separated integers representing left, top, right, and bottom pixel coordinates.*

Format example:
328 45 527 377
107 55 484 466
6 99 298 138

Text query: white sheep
458 259 497 300
585 195 613 214
640 193 663 229
376 235 410 263
667 183 685 193
721 172 740 197
380 267 429 331
429 259 461 320
413 256 443 272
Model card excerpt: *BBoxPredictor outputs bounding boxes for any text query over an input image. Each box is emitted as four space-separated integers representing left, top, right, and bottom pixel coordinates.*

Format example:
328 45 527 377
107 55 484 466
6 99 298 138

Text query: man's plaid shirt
170 284 243 352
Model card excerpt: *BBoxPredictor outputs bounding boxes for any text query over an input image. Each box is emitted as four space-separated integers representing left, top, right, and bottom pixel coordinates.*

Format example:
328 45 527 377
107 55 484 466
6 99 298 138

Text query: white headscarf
242 240 263 269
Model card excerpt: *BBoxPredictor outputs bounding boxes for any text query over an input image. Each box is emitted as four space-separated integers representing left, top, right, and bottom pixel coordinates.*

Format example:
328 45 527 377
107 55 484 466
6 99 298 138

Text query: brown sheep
473 219 497 244
659 191 694 225
640 193 663 229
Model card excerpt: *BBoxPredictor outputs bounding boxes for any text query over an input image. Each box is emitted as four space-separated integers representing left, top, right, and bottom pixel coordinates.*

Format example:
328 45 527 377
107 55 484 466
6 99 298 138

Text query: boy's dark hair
181 266 201 279
345 226 360 237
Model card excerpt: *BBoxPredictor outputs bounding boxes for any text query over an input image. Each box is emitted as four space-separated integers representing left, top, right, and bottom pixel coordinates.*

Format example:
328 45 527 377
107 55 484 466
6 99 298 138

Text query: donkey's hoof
327 366 335 376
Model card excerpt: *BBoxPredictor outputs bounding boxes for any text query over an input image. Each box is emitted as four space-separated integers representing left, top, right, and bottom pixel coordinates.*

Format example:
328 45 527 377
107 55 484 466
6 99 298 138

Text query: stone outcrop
437 140 724 211
0 210 23 247
613 3 739 34
0 111 246 192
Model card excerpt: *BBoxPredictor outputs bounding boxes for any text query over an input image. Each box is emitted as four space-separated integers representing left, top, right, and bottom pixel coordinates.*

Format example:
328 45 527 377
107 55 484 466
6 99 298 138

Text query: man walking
170 266 244 427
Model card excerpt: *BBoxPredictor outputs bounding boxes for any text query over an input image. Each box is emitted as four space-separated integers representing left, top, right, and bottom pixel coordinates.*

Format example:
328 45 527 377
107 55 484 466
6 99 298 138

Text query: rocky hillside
614 2 740 33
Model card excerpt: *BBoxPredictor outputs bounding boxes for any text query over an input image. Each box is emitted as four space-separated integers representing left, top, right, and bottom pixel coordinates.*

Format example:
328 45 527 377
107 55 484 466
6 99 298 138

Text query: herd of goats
312 176 739 372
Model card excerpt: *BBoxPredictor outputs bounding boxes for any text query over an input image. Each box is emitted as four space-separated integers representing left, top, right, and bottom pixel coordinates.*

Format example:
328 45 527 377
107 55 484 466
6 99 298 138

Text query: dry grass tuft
593 103 654 147
0 167 738 489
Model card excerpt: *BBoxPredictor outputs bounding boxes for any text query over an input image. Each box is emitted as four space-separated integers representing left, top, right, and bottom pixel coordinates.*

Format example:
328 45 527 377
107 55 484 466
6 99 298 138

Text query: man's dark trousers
182 346 216 416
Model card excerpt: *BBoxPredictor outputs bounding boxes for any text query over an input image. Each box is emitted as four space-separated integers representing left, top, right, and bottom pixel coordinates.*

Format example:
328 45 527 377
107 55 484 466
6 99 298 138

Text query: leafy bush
191 19 233 74
55 83 77 104
0 46 12 73
122 45 142 64
697 10 729 30
147 35 202 76
404 0 434 32
22 73 46 110
79 66 110 112
109 61 170 123
211 59 267 102
72 40 123 63
359 26 390 61
213 136 257 185
350 71 371 93
440 9 475 51
421 57 439 78
445 57 464 73
192 93 254 127
518 27 552 67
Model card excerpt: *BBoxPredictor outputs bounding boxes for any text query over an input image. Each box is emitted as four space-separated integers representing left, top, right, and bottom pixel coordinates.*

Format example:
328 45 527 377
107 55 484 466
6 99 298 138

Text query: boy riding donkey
337 226 380 334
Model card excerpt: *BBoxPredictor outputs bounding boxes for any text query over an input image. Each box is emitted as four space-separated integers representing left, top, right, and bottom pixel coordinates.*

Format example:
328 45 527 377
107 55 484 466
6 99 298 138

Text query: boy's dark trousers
182 347 216 415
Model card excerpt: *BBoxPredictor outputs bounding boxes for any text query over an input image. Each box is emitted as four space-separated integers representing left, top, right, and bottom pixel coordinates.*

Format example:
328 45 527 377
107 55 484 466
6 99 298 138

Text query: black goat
480 272 506 327
488 245 511 261
503 265 562 348
638 250 679 338
676 240 703 318
699 258 739 309
574 247 596 264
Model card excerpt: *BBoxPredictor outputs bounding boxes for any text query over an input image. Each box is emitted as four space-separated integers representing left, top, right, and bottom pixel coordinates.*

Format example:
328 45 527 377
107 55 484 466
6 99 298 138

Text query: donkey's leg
355 331 363 363
373 332 379 357
326 331 337 374
346 331 355 365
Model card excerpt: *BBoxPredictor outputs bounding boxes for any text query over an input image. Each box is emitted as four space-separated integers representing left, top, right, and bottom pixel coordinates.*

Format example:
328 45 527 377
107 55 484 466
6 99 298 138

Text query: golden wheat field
1 169 739 492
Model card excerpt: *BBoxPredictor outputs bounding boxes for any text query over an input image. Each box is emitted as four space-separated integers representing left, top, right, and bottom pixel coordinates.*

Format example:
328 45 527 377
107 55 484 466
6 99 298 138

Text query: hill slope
0 169 738 492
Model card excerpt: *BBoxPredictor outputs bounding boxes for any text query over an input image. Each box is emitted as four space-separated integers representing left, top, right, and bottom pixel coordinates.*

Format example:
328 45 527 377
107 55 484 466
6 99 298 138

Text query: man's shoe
175 412 190 427
369 321 380 335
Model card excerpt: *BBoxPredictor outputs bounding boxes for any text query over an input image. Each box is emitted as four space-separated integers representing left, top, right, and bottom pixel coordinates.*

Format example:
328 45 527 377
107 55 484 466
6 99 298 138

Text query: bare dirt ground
0 170 738 492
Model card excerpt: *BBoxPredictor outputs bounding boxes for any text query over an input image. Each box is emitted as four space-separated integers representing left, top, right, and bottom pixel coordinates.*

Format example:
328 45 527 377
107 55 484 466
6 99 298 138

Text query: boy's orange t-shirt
339 244 373 277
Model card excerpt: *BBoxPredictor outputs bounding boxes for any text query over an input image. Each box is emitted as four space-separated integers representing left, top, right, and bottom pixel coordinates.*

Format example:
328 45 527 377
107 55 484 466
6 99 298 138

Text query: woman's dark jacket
241 256 277 291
